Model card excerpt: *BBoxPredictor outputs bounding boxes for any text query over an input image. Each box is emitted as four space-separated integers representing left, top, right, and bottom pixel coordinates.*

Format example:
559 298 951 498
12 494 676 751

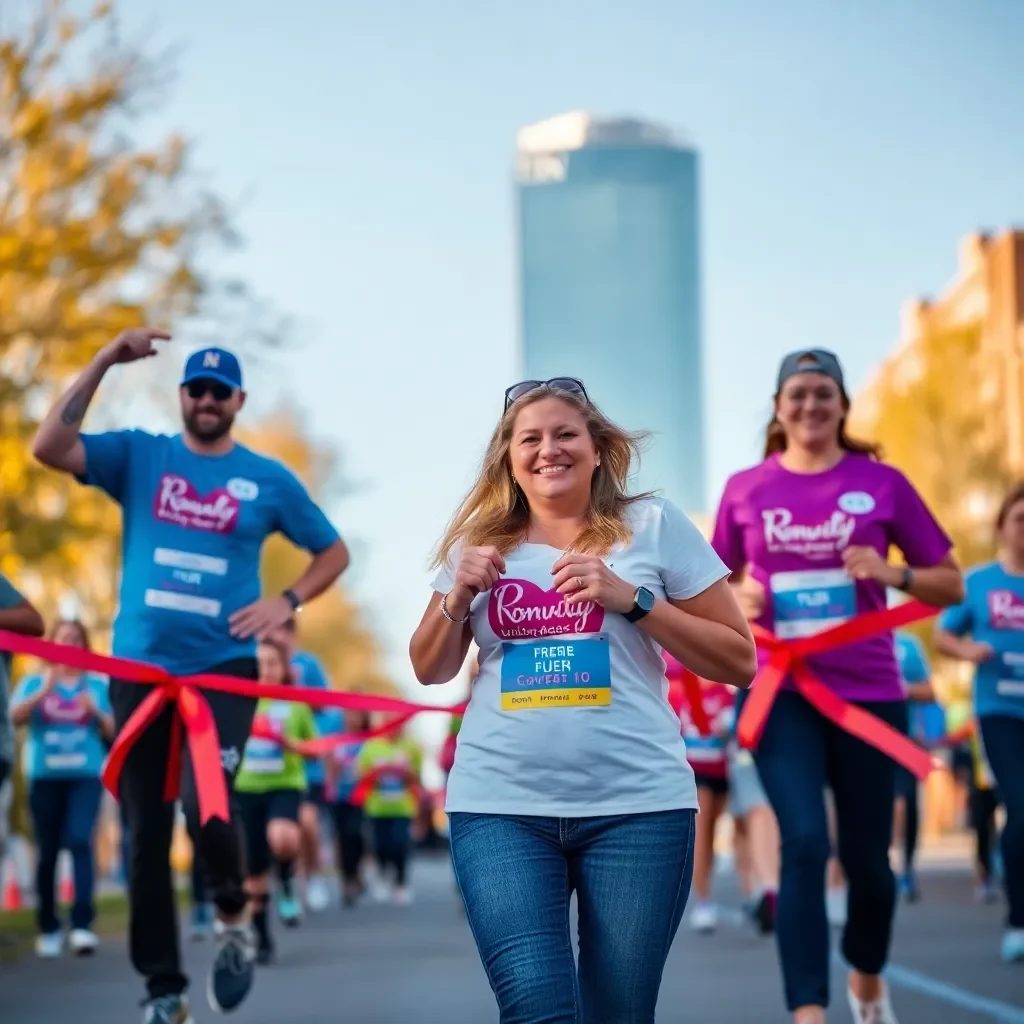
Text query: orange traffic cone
59 874 75 905
2 871 22 911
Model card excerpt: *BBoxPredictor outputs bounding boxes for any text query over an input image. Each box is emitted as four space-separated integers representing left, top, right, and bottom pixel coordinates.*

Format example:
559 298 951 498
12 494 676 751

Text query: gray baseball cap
776 349 845 393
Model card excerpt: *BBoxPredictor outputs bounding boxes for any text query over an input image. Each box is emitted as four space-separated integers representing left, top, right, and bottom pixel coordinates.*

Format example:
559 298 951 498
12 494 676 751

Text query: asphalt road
1 854 1021 1022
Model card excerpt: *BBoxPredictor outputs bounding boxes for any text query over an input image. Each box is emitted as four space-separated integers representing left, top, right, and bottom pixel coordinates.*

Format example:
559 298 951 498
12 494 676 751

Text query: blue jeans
979 714 1024 928
29 777 104 933
753 691 906 1011
450 810 695 1024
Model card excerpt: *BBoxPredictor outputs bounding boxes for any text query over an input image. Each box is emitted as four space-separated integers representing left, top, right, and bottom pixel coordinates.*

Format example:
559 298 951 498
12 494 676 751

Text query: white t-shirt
432 497 730 818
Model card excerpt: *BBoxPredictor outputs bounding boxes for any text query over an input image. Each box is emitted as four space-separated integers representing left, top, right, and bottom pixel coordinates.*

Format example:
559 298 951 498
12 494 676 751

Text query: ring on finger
574 576 584 590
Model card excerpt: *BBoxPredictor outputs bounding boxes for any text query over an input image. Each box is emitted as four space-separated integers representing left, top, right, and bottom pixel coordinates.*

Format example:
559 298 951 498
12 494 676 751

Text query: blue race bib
770 569 856 640
500 635 611 710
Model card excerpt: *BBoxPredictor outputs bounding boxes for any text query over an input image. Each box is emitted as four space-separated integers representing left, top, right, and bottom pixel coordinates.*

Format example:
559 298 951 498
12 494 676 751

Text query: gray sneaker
207 919 256 1013
143 995 193 1024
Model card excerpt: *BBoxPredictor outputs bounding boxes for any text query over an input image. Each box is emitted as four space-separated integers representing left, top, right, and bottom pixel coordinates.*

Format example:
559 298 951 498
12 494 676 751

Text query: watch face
637 587 656 612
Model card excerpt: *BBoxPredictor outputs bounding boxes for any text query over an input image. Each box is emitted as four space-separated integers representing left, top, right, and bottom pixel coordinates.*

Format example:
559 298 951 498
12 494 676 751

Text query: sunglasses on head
185 379 234 402
503 377 589 412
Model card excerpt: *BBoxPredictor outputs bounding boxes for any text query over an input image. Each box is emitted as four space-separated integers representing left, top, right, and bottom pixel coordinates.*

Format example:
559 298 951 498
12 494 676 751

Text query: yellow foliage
0 1 244 628
240 405 396 697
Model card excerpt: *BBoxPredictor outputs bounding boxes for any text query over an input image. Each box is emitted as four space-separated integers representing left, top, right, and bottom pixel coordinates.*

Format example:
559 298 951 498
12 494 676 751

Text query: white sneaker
848 982 899 1023
68 928 99 956
35 931 63 958
305 876 330 912
827 885 848 928
690 902 717 934
1001 928 1024 963
369 878 391 904
393 885 413 906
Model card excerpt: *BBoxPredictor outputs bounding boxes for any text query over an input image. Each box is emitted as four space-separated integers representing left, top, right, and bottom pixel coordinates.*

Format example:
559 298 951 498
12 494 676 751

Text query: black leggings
111 659 257 1000
895 768 919 872
980 714 1024 928
754 691 906 1012
970 783 1000 882
331 801 365 883
372 816 412 887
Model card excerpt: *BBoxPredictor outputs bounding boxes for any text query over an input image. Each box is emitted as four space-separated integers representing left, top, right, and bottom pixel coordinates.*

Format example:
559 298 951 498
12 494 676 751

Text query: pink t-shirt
711 453 951 702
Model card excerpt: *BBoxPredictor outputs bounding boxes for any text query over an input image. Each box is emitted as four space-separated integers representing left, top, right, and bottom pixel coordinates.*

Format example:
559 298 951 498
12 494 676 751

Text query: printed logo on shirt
153 474 240 533
221 746 241 773
40 692 90 725
226 477 259 501
988 590 1024 631
487 579 604 640
761 508 856 558
838 491 876 515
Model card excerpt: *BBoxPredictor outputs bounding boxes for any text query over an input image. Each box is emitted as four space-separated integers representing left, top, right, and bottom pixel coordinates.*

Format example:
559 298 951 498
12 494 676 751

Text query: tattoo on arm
60 389 87 427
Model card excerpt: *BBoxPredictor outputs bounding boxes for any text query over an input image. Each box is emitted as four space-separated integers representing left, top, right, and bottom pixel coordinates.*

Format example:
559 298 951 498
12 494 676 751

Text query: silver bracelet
440 593 470 624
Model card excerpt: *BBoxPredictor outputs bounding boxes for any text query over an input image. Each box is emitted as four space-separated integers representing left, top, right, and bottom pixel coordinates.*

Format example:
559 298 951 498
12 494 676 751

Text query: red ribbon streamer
736 600 939 779
0 630 466 824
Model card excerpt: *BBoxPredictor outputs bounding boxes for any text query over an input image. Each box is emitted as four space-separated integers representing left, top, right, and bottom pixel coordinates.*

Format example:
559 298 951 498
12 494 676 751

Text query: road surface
1 853 1022 1022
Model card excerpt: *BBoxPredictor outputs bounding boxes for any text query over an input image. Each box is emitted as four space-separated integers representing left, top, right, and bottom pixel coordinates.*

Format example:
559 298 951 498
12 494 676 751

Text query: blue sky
93 1 1024 723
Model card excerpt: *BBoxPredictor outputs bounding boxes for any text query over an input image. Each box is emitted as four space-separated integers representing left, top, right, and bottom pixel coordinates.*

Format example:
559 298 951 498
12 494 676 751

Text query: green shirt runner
235 698 318 794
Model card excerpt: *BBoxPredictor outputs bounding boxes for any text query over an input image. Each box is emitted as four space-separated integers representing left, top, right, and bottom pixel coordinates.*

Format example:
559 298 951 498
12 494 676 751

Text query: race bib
500 635 611 710
242 738 284 774
770 568 856 640
996 651 1024 699
42 728 88 771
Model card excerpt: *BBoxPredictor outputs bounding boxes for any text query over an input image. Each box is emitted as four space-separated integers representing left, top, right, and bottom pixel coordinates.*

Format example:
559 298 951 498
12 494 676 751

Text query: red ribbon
349 767 425 809
736 601 939 779
0 630 466 824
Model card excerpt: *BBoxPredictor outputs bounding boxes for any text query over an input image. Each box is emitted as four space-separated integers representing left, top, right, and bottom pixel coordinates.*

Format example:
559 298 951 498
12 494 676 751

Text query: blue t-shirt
894 631 944 746
938 561 1024 720
332 740 363 802
12 673 112 780
291 651 338 785
78 431 340 675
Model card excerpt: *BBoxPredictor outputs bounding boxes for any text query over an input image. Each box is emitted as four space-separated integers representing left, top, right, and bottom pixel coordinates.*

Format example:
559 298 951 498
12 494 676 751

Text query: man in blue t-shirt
32 328 349 1024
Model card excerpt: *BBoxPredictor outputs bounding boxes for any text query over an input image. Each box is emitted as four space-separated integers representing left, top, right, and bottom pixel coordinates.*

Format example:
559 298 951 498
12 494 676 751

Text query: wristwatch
896 566 913 592
283 588 303 613
623 586 655 623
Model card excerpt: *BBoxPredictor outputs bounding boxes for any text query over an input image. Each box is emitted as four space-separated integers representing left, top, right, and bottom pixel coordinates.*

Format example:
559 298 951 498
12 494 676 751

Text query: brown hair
49 618 91 650
995 483 1024 531
257 636 295 685
763 376 882 460
432 386 652 566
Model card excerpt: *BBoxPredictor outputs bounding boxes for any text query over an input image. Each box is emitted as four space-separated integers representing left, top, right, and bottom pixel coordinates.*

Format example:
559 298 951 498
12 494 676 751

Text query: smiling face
179 379 245 443
507 396 599 509
775 371 846 454
1000 498 1024 560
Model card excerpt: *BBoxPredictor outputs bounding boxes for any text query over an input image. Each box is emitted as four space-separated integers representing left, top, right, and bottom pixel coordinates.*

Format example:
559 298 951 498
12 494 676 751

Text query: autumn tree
241 405 398 698
852 323 1015 691
0 0 276 622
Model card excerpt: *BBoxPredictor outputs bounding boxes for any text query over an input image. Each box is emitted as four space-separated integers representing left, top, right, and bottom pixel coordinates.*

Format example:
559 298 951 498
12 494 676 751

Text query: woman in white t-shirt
409 378 756 1023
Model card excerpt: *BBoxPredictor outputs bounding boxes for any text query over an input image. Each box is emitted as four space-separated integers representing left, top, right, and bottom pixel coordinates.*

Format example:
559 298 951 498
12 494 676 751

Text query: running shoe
34 931 63 958
305 876 331 912
753 889 777 935
369 878 391 903
143 995 193 1024
897 872 919 903
689 901 717 934
276 892 302 927
68 928 99 956
207 918 256 1013
1001 929 1024 963
847 982 899 1023
190 902 214 941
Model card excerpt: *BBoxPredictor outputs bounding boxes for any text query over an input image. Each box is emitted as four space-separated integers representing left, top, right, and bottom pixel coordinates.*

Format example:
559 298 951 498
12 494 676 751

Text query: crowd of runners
0 330 1020 1024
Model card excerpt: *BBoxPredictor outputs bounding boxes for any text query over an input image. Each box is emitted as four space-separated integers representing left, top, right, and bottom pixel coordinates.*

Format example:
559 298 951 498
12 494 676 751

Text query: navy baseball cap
776 348 845 393
180 347 243 391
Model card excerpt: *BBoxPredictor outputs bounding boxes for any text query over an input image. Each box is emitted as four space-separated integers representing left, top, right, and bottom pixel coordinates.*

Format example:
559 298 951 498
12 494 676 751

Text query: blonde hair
432 386 652 567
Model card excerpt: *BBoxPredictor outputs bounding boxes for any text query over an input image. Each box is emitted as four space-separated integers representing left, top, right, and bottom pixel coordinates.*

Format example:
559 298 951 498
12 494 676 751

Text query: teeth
537 465 569 474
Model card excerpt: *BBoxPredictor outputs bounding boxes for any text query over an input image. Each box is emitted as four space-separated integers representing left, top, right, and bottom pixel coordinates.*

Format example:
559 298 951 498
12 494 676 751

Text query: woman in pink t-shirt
711 349 963 1024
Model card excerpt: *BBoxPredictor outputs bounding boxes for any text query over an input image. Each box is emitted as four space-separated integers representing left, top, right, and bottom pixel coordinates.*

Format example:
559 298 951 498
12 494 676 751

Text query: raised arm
32 328 170 476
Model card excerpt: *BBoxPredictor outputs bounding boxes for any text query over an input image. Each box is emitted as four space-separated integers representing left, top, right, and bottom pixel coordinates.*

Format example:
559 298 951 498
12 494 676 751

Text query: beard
184 406 235 442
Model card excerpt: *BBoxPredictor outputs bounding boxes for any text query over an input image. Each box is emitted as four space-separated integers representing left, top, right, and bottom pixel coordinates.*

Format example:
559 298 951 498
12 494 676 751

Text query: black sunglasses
504 377 589 412
185 379 234 402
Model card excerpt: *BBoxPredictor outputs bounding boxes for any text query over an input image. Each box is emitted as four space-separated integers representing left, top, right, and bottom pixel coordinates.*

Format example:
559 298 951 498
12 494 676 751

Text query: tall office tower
516 111 705 513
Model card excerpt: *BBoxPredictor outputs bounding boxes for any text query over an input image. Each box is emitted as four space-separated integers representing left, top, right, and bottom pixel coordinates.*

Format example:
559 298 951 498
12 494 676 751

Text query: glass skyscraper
516 112 706 514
